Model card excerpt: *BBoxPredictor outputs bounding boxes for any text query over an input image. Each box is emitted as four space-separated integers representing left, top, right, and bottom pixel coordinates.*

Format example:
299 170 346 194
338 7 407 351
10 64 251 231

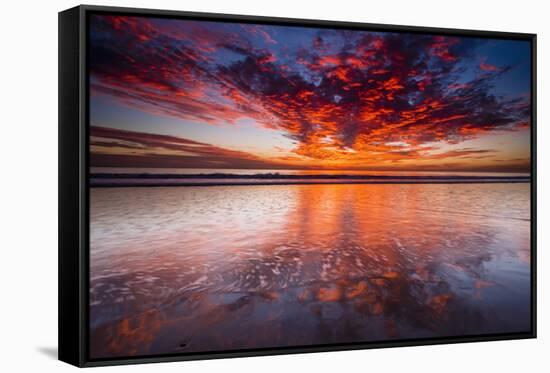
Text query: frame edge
67 4 537 367
59 5 85 368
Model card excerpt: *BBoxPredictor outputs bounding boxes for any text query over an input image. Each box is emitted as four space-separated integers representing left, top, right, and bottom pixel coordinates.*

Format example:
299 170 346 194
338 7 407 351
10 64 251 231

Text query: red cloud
89 15 530 169
243 24 277 44
480 61 500 72
429 36 459 61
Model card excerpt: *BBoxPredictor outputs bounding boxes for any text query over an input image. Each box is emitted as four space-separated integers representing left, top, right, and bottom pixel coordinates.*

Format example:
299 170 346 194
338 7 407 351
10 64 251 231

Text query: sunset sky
89 15 531 173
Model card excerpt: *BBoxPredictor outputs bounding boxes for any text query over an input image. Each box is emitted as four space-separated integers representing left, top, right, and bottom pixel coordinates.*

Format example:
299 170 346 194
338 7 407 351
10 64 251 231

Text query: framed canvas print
59 5 537 367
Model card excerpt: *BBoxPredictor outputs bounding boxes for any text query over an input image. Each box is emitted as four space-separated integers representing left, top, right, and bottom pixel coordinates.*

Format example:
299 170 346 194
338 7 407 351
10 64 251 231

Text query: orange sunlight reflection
90 183 530 358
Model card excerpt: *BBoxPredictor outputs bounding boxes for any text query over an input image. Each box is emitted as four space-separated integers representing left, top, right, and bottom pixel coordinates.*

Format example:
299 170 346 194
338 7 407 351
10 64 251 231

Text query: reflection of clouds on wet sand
90 183 531 358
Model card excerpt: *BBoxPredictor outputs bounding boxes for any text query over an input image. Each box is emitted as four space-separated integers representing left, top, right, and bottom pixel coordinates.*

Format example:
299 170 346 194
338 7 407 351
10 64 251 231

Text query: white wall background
0 0 547 370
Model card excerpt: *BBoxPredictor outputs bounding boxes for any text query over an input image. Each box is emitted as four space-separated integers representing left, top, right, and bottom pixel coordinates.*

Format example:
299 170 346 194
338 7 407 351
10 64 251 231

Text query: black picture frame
59 4 537 367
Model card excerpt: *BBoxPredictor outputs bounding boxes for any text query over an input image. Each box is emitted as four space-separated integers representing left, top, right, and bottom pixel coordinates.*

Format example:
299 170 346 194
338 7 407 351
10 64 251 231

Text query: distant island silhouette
90 172 531 187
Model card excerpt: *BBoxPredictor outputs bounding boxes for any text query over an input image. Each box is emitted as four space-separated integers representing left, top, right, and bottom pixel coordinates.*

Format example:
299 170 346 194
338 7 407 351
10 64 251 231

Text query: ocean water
89 183 531 358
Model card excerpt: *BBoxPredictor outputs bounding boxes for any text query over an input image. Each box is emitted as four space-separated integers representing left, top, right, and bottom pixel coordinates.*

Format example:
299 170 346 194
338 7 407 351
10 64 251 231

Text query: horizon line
90 172 531 180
